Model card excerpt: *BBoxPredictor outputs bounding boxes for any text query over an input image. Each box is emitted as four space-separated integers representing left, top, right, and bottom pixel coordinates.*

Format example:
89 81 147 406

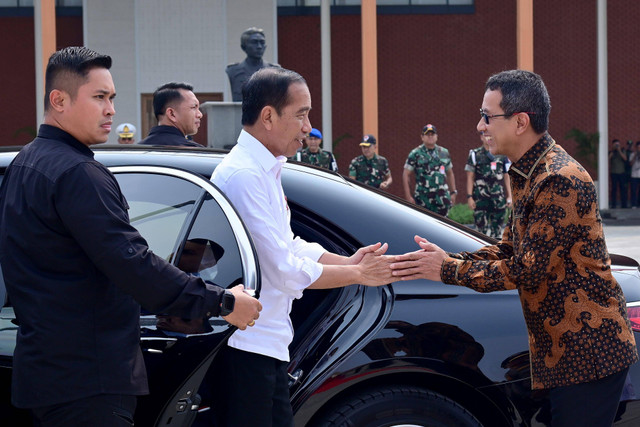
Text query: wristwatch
219 289 235 317
467 194 473 198
451 190 458 194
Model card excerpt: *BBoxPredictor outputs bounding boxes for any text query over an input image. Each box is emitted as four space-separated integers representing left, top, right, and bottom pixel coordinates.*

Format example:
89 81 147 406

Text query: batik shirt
349 154 390 188
441 133 638 390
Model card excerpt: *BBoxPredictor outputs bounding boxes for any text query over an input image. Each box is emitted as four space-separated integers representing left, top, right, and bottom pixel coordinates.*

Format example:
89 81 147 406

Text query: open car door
110 166 260 427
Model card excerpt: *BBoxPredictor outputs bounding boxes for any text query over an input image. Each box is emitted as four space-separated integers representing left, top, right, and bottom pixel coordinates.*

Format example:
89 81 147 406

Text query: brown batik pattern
441 133 638 389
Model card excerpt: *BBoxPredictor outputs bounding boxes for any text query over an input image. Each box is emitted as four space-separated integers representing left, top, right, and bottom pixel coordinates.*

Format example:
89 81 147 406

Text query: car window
177 193 244 290
111 166 259 309
117 173 201 260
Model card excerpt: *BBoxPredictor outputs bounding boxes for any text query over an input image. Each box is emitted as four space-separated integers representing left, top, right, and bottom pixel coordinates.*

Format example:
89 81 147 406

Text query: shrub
447 203 474 225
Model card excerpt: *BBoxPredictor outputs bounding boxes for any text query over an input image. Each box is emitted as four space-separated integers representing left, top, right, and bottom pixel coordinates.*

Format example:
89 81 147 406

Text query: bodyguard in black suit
0 47 261 427
139 82 205 147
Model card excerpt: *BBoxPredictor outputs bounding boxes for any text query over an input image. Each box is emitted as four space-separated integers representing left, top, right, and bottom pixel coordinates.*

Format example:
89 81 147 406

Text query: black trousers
549 368 629 427
31 394 136 427
213 345 294 427
611 173 628 208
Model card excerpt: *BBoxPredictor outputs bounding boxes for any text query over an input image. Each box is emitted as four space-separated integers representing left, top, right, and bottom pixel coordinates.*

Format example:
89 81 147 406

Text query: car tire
316 385 483 427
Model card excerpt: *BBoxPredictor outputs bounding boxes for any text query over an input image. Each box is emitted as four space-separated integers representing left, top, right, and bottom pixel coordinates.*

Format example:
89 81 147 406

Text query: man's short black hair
241 68 306 126
153 82 194 120
44 46 112 111
485 70 551 134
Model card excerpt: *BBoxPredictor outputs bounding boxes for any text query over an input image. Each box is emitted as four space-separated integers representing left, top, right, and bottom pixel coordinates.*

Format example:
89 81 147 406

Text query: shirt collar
509 133 556 180
149 125 186 138
38 124 95 158
237 129 286 176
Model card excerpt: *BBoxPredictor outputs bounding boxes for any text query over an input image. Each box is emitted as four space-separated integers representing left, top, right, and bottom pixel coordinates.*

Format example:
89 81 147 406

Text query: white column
321 0 332 151
597 0 609 209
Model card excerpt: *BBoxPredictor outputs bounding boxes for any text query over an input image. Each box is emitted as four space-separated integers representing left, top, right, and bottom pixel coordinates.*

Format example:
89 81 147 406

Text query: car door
110 166 260 427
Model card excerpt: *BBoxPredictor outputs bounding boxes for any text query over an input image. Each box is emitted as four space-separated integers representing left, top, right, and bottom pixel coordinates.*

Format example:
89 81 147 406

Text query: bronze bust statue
226 27 280 102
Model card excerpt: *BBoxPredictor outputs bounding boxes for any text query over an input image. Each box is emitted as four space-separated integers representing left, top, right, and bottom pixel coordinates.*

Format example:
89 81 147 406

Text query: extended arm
392 175 588 295
309 243 393 289
59 164 260 328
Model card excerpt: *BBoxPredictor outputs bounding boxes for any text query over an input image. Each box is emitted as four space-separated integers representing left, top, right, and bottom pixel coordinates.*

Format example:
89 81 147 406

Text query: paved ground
602 208 640 264
603 224 640 264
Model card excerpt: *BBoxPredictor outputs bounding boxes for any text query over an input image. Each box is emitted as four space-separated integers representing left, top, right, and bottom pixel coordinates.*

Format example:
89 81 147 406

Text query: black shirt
139 125 203 147
0 125 223 407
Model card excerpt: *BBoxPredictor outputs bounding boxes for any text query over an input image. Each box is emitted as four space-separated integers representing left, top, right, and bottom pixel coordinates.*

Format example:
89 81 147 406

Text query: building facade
1 1 639 200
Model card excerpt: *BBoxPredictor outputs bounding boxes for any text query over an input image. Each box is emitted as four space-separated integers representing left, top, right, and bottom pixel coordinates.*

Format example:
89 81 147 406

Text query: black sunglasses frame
479 109 536 125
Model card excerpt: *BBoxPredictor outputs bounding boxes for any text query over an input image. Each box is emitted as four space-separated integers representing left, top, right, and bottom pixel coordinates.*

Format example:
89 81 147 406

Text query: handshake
352 235 448 287
217 235 448 332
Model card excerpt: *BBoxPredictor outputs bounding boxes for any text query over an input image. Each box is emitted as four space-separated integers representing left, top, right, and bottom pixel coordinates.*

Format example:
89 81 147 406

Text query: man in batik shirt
349 134 392 189
392 70 637 427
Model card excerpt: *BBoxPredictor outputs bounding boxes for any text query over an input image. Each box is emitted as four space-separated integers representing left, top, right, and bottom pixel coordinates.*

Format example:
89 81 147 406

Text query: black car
1 145 640 427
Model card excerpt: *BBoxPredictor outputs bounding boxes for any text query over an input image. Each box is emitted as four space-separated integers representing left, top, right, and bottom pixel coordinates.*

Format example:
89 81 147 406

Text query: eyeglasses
479 109 536 125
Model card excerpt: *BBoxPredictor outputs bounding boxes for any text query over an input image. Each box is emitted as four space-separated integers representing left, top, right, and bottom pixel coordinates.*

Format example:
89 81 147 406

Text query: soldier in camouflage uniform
403 124 457 216
465 132 513 237
348 134 392 189
292 128 338 171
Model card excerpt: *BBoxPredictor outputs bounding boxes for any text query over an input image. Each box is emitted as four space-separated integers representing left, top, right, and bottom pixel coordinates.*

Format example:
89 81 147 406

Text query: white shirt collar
237 129 287 177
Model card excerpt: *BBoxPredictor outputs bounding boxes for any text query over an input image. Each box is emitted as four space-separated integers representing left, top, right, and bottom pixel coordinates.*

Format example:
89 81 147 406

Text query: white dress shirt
212 130 325 361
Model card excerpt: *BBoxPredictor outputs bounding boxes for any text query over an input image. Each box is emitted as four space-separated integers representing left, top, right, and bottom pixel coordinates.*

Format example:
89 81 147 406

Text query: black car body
1 145 640 426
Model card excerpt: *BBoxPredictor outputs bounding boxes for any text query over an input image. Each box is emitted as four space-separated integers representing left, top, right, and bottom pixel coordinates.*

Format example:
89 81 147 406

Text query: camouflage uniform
294 148 338 172
404 144 453 216
349 154 390 188
465 146 510 237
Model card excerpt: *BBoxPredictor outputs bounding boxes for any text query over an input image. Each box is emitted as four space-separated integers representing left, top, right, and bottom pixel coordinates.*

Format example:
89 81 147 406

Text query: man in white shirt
212 67 393 426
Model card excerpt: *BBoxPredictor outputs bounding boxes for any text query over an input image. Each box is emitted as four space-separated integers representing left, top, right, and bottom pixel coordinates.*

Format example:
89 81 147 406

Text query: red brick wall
279 1 637 197
1 17 36 146
534 0 598 177
0 14 82 147
606 0 640 151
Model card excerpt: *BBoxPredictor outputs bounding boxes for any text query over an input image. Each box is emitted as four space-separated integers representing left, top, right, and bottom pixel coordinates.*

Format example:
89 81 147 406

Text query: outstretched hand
348 241 384 265
390 235 447 282
357 242 394 286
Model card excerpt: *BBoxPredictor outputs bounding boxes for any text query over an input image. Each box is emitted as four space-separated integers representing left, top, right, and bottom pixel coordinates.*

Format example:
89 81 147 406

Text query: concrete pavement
602 208 640 264
603 224 640 264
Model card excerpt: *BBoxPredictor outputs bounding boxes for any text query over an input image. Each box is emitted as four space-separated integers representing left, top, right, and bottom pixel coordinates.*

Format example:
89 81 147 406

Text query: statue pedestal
201 101 242 149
